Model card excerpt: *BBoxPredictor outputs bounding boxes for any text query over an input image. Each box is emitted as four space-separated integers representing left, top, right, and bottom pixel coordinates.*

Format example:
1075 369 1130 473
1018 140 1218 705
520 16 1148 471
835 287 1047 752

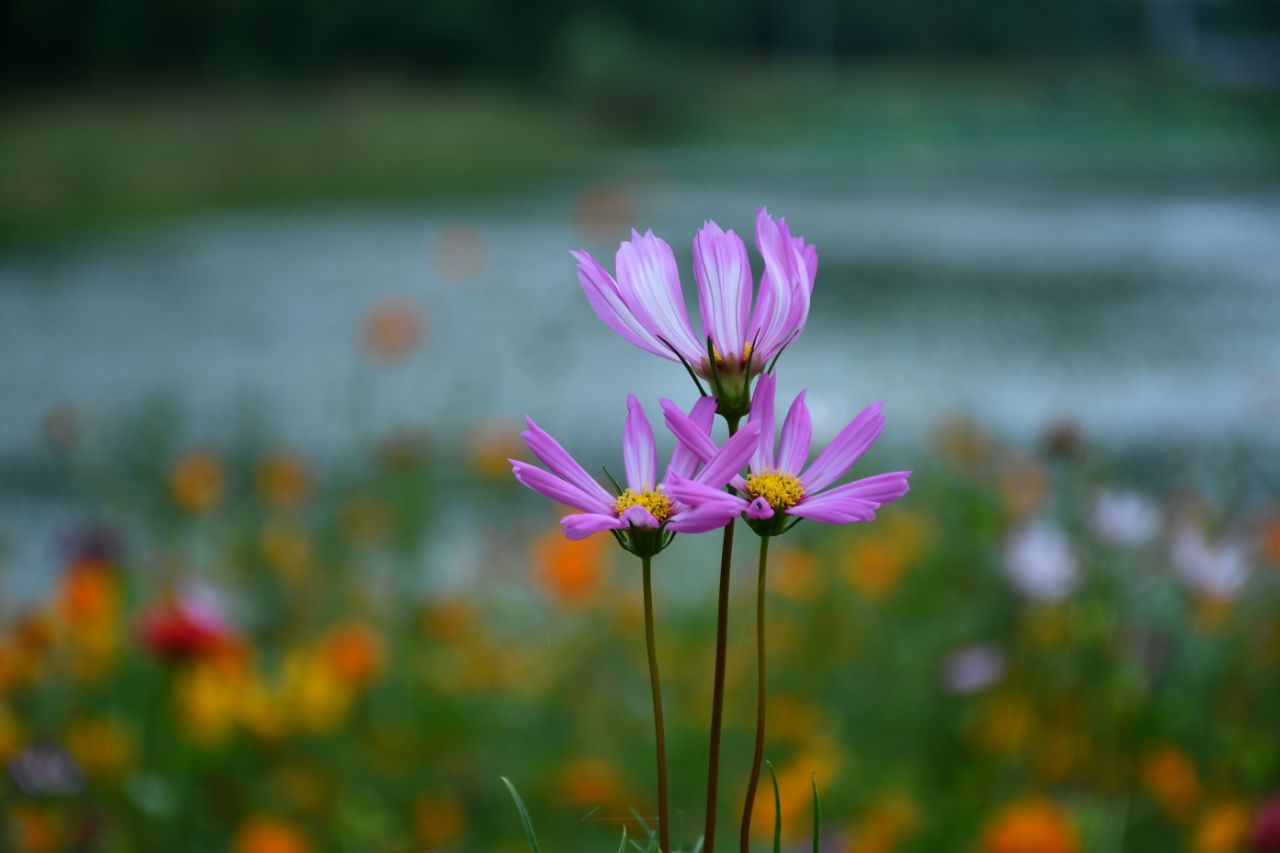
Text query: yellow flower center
614 488 675 523
744 468 805 509
712 341 754 368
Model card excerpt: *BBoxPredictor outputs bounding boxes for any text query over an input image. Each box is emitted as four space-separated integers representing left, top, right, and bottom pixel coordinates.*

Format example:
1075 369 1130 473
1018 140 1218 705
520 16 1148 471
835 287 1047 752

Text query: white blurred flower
941 644 1006 694
1003 520 1080 602
1090 488 1162 548
1171 527 1249 599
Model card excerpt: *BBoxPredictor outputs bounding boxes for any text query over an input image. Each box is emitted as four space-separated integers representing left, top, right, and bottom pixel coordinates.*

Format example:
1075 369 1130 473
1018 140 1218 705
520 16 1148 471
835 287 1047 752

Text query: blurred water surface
3 178 1277 461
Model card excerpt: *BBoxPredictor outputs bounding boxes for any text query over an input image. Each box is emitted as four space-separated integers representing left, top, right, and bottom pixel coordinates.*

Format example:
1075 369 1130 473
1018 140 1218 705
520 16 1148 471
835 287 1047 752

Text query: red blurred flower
138 595 231 663
1253 795 1280 852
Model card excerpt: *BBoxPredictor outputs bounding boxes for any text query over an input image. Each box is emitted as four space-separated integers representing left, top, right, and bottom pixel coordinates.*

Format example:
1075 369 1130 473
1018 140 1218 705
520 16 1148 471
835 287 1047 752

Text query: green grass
3 63 1278 245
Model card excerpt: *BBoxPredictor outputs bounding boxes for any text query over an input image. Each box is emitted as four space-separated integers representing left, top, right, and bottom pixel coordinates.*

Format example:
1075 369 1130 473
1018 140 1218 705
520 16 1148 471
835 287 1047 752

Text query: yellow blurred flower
321 622 385 688
841 511 928 601
66 717 134 780
1142 745 1201 820
533 526 607 607
415 792 465 847
849 793 920 853
171 450 223 513
256 452 312 510
767 695 829 747
361 297 423 361
467 421 524 478
974 692 1035 755
175 657 245 746
0 704 21 762
772 547 825 603
982 797 1079 853
234 816 312 853
260 521 314 582
281 650 355 734
340 493 392 546
1021 604 1074 648
558 757 629 809
1193 801 1252 853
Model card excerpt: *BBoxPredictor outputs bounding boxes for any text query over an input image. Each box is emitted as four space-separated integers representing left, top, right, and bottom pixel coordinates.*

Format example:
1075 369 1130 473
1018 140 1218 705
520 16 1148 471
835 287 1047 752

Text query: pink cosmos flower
661 374 910 534
572 208 816 384
511 395 761 549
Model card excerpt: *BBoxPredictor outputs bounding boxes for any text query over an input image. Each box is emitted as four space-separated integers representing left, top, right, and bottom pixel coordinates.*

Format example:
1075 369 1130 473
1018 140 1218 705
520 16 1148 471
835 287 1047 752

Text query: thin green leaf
659 335 708 397
602 465 624 494
616 826 628 853
499 776 542 853
811 772 822 853
767 760 782 853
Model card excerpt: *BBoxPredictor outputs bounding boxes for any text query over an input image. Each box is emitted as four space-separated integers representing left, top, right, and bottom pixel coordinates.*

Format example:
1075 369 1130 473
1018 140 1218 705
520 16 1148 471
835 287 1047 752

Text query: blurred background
2 0 1280 850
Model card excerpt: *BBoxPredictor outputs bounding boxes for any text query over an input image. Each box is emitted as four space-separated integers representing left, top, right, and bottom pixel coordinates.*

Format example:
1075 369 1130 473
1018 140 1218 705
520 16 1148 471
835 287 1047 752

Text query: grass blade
616 826 628 853
499 776 542 853
811 773 822 853
767 760 782 853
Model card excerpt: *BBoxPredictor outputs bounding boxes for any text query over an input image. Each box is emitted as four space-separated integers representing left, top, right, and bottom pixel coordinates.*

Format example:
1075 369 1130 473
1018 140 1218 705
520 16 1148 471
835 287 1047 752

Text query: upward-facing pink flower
510 396 761 552
573 208 816 413
662 374 910 536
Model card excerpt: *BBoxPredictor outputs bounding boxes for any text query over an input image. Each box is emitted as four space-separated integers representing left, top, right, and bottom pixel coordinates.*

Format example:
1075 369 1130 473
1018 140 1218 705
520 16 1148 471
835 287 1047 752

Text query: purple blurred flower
941 644 1006 694
511 396 761 549
1090 489 1162 549
573 208 816 384
1171 526 1249 599
661 374 910 536
1003 520 1080 602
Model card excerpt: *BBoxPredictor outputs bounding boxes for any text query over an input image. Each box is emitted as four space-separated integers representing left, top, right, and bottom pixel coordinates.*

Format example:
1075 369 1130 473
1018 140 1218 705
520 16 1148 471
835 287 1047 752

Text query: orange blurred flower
850 793 920 853
466 421 523 479
256 453 312 510
998 455 1049 520
772 547 824 603
1142 745 1202 820
171 450 223 513
558 757 628 808
1261 515 1280 565
415 793 465 846
361 297 423 361
321 622 385 687
1193 801 1252 853
7 805 62 853
573 184 633 239
749 748 839 840
841 513 927 601
234 816 312 853
982 798 1079 853
419 598 474 643
533 525 607 607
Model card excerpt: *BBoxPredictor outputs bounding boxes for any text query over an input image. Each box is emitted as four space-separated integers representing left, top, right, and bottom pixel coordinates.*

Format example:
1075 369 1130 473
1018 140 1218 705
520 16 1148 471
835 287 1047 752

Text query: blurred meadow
3 0 1280 851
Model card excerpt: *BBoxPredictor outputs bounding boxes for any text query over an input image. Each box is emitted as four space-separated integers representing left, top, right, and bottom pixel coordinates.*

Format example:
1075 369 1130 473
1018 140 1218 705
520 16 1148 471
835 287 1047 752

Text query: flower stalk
739 534 771 852
641 554 671 853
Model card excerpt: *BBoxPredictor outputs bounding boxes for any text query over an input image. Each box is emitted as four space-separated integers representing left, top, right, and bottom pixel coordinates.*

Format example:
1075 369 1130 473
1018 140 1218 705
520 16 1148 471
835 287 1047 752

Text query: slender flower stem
642 555 671 853
704 416 740 853
739 535 770 852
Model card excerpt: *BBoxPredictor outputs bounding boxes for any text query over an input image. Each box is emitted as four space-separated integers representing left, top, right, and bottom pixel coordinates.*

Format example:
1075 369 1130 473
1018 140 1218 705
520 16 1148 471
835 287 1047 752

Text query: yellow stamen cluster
744 468 805 510
712 341 754 368
614 488 675 523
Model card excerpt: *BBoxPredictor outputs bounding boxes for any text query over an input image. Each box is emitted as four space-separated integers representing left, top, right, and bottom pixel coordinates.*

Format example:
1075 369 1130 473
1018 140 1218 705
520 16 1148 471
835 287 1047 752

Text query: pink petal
623 395 657 490
694 421 762 488
511 460 612 514
561 512 626 540
664 473 749 512
666 501 743 533
814 471 912 507
660 396 718 464
785 495 879 524
776 390 812 475
522 417 614 508
620 505 659 528
801 402 885 493
615 230 704 364
573 250 668 359
746 497 774 520
693 221 751 361
664 396 717 482
748 372 777 471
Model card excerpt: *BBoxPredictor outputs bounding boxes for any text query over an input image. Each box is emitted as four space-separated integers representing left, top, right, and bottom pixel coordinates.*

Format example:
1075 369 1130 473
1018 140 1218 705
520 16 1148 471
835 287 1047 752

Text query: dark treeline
3 0 1278 86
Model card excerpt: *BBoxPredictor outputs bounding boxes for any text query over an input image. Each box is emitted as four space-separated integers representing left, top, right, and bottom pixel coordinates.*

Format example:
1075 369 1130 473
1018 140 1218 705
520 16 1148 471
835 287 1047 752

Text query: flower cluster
511 207 911 851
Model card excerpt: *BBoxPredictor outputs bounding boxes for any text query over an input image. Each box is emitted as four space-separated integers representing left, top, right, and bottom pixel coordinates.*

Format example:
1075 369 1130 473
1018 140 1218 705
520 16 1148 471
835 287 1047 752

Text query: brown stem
703 416 740 852
642 555 671 853
739 535 770 852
